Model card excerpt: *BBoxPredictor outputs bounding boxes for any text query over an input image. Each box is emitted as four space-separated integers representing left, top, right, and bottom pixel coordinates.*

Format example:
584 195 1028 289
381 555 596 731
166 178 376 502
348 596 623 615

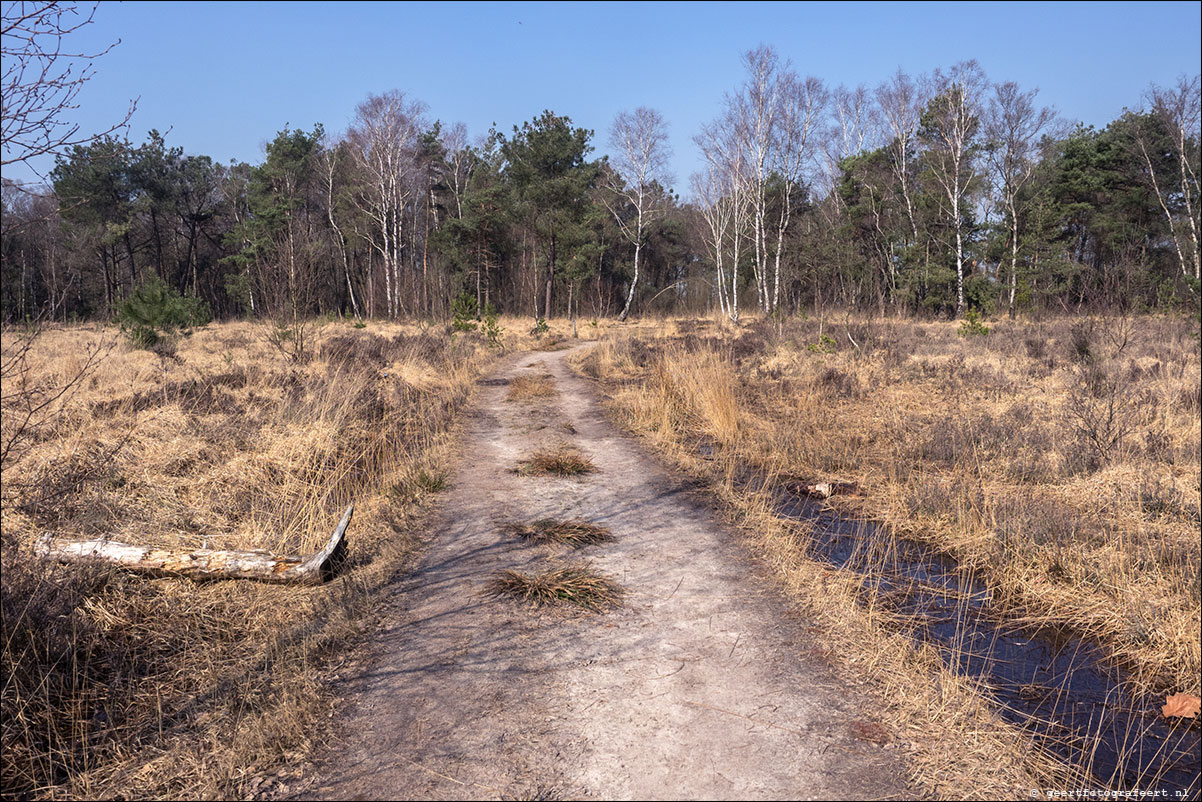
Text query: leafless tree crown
1 1 136 172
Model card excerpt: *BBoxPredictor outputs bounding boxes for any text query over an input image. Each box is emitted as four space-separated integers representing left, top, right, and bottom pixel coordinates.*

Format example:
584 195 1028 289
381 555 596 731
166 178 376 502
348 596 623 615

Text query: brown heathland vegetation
570 313 1201 795
0 317 577 800
2 313 1198 799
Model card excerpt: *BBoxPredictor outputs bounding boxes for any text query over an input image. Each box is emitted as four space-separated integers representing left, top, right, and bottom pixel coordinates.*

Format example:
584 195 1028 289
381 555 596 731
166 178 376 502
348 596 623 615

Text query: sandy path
296 344 906 801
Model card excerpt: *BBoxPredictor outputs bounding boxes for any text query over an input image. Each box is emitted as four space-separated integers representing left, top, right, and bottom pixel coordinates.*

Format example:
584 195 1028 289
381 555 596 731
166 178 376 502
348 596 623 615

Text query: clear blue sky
6 0 1200 195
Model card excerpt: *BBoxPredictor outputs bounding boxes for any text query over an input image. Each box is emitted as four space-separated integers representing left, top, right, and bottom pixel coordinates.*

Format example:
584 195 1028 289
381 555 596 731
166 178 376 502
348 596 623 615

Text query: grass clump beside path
0 319 518 800
488 564 623 611
568 313 1202 798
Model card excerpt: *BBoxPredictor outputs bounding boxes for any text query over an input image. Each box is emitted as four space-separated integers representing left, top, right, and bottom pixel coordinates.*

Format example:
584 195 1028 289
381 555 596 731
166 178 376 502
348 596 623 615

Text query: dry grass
0 318 523 800
569 312 1202 798
501 519 614 548
506 373 557 402
487 564 623 611
534 335 570 351
516 443 597 476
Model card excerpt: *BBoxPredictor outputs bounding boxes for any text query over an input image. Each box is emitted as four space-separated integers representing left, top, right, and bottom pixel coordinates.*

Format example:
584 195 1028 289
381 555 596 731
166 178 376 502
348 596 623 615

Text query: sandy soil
292 343 908 801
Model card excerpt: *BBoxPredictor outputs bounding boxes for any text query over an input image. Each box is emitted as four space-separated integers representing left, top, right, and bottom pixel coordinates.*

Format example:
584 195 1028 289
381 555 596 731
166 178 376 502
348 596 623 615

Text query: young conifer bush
116 277 210 348
451 291 480 333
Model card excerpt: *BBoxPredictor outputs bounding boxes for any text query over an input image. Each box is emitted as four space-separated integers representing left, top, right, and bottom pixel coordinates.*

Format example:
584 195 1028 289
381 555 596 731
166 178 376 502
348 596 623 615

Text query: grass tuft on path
506 373 557 402
501 518 613 548
516 443 596 476
488 564 622 611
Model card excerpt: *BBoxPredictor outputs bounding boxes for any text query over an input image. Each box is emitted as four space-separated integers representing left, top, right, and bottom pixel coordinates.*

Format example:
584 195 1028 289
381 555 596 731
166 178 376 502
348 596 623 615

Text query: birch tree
691 167 733 317
696 112 751 322
442 122 474 222
819 85 876 204
346 90 426 318
730 46 781 313
318 140 360 318
1142 75 1201 284
985 81 1055 315
769 73 826 309
830 84 873 160
875 69 927 258
919 61 987 315
605 107 671 320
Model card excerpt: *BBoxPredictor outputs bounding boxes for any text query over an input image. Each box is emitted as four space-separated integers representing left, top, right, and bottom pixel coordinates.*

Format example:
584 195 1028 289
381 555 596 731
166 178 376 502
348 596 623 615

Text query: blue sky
6 1 1200 194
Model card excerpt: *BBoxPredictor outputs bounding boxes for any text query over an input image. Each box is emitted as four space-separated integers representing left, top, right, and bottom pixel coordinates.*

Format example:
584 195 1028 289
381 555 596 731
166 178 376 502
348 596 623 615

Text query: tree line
2 47 1198 324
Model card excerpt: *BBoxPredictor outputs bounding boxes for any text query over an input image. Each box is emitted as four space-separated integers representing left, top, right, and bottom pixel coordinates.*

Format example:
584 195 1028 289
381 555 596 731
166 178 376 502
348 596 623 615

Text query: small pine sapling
116 277 210 348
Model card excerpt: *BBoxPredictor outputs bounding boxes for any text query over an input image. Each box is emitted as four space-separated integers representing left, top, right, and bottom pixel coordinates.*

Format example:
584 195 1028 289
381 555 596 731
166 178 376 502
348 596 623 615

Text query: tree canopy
3 55 1199 323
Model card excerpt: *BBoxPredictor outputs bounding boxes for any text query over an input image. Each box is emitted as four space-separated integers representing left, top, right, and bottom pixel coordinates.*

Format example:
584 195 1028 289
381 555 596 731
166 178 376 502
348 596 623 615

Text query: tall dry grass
0 317 560 800
571 312 1202 798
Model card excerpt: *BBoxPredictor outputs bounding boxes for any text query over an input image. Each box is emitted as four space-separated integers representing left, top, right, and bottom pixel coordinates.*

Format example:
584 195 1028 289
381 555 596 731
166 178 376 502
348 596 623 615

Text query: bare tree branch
1 1 137 176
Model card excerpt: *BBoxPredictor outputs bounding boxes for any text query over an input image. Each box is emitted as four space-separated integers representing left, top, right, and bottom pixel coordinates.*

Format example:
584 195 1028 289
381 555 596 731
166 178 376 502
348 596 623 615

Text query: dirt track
295 343 906 800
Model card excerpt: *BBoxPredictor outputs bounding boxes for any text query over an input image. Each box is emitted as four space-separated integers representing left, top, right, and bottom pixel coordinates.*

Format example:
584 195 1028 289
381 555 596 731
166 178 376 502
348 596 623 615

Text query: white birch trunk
618 200 644 321
1008 198 1019 314
37 506 353 585
1140 139 1191 282
954 191 965 315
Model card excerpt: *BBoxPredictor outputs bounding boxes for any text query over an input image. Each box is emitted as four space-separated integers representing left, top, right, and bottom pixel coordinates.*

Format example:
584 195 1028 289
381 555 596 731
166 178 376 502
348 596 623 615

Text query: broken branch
35 504 353 585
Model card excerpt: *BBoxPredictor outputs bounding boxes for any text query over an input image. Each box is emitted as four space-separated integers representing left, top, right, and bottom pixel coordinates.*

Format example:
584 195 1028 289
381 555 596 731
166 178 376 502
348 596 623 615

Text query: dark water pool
705 446 1200 797
778 494 1199 798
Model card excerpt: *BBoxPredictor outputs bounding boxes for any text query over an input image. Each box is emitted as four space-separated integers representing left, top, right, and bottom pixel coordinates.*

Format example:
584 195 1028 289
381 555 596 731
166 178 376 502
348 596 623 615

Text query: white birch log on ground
784 481 859 500
34 504 353 585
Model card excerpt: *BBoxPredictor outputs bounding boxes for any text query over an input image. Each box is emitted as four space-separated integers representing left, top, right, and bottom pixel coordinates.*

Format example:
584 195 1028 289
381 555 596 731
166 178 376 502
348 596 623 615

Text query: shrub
958 309 990 338
1064 362 1142 467
450 292 479 332
116 277 210 348
265 320 313 363
963 273 996 316
482 303 503 349
807 333 836 353
1069 320 1095 363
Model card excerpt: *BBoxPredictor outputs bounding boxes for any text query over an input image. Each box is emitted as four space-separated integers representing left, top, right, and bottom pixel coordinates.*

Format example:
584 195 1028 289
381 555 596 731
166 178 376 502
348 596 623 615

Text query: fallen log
35 504 353 585
784 480 859 500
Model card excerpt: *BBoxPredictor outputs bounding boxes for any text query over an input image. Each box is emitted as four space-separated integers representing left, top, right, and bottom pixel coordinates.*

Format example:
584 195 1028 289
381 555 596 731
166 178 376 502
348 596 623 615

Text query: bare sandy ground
293 343 907 801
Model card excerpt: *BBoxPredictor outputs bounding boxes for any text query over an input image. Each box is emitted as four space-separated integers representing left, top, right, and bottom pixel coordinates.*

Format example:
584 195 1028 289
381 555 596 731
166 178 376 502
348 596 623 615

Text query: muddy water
703 446 1200 796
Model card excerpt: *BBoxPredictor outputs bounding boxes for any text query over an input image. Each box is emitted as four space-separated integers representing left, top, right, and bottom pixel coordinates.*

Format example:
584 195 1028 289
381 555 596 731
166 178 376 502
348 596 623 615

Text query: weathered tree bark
35 505 353 585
